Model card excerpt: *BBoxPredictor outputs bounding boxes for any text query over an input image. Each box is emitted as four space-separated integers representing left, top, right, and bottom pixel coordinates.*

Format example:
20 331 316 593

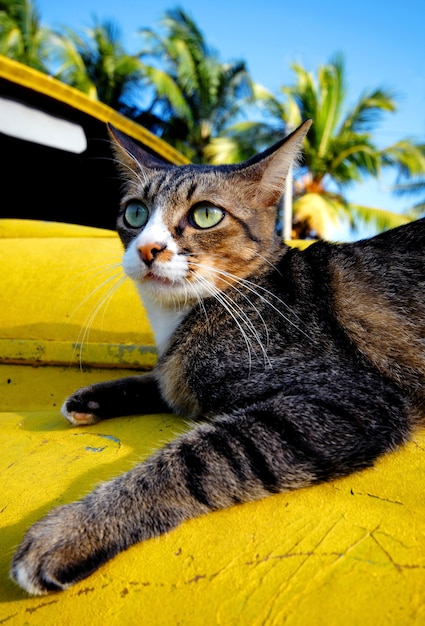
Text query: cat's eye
123 202 149 229
190 204 225 229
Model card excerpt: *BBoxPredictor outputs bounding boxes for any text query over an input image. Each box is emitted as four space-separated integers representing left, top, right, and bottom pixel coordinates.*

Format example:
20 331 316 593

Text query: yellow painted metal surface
1 220 425 625
2 385 425 625
0 219 156 369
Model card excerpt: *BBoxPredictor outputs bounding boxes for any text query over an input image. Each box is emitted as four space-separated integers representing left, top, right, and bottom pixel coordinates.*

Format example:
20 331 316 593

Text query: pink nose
138 242 166 266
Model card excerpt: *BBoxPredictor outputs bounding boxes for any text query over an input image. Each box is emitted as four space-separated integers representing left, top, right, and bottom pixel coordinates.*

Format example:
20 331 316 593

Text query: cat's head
109 120 311 307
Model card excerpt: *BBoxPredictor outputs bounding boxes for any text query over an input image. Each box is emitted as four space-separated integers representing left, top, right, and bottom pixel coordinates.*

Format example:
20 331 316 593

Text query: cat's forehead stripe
143 168 185 199
167 170 195 194
152 172 172 197
186 182 197 201
143 180 153 199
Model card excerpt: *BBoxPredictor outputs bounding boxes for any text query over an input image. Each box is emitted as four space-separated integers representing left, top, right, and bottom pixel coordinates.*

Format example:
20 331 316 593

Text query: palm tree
254 55 425 239
0 0 52 71
388 142 425 219
135 8 255 163
392 176 425 219
202 55 425 239
51 19 145 110
204 81 290 164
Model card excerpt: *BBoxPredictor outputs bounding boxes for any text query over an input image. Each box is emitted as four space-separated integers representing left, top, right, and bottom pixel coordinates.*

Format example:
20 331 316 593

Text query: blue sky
37 0 424 236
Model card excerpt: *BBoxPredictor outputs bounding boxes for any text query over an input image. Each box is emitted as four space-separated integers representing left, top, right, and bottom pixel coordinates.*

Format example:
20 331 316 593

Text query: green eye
124 202 149 228
190 204 225 229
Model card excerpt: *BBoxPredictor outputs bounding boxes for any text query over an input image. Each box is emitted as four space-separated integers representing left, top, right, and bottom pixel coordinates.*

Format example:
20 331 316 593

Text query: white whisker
69 270 127 368
195 275 255 372
256 252 283 276
67 267 125 323
108 143 150 188
194 273 273 371
196 269 271 355
189 258 312 342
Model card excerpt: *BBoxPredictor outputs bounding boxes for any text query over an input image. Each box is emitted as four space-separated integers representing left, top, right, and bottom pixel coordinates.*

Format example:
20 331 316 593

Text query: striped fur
11 121 425 595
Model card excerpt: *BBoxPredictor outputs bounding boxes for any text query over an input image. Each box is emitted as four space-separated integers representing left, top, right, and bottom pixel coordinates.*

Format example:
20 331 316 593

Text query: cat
11 120 425 595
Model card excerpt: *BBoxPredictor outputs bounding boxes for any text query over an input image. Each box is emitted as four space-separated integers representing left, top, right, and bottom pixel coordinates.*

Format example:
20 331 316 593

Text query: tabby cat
11 120 425 595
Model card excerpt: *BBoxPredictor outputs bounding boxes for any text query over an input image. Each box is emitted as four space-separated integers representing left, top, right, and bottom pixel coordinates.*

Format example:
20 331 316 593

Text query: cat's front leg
10 438 211 595
62 373 170 425
11 392 400 596
11 408 319 595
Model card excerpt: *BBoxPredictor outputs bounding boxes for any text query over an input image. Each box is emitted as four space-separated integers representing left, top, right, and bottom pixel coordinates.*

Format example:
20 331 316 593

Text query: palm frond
347 204 413 233
204 120 283 164
293 193 347 239
382 141 425 177
342 87 397 134
392 177 425 197
143 65 191 120
407 203 425 218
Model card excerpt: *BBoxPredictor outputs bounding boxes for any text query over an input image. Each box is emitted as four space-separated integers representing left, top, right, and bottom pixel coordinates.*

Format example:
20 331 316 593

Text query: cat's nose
138 242 167 267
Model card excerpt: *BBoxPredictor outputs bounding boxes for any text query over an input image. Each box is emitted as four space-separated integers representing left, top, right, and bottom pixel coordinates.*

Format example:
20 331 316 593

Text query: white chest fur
137 286 190 355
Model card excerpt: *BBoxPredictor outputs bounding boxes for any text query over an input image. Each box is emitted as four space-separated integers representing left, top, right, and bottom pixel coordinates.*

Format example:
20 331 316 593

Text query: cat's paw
61 388 102 426
10 503 101 595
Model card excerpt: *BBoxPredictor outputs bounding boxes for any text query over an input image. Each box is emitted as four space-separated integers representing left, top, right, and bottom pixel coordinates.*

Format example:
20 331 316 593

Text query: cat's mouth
140 270 197 307
145 272 173 285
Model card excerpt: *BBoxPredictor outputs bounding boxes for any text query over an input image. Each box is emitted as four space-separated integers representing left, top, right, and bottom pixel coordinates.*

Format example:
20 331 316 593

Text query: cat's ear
107 123 171 171
242 120 312 209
